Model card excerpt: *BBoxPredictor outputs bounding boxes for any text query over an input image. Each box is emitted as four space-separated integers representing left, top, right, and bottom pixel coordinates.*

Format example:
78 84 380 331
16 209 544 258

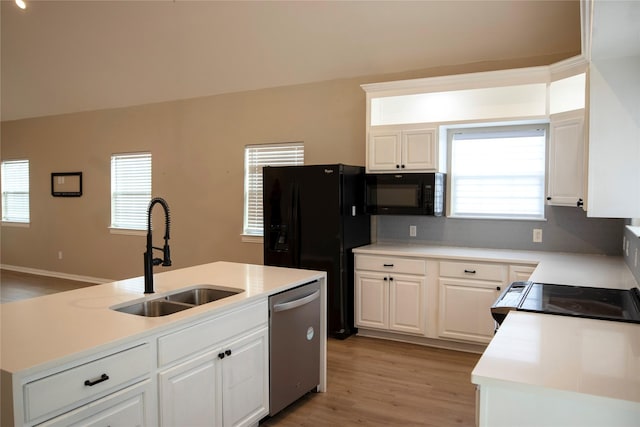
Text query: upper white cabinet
368 127 437 172
547 109 586 208
584 0 640 218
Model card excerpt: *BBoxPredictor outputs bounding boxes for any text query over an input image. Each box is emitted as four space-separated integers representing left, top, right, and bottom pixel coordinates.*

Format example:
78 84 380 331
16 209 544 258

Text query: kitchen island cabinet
1 262 326 427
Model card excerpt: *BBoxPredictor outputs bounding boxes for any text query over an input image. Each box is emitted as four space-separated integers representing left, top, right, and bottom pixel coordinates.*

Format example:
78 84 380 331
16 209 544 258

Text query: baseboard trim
0 264 113 284
356 328 487 354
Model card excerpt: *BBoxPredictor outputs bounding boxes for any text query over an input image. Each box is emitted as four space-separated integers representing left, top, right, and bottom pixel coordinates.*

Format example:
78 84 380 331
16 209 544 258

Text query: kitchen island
1 261 327 426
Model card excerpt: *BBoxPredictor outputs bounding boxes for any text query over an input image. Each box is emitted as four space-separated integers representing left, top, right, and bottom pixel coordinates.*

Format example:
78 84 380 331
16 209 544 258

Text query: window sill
109 227 146 236
241 234 263 244
1 221 30 228
447 215 547 222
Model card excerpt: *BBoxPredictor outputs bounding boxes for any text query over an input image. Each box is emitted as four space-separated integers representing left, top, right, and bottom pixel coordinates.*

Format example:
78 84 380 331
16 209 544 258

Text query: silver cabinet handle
273 290 320 312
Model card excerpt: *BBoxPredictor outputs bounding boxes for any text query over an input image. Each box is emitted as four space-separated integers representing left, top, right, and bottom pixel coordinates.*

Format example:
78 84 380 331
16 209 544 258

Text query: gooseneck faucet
144 197 172 294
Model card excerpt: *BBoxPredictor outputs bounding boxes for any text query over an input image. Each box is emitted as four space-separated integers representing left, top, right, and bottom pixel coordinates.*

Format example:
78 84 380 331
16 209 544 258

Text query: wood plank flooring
262 336 480 426
1 270 481 426
0 269 95 303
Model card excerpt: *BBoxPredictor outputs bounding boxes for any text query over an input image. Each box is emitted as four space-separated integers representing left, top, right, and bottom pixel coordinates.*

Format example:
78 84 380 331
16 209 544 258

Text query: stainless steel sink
113 299 192 317
111 286 244 317
165 287 242 305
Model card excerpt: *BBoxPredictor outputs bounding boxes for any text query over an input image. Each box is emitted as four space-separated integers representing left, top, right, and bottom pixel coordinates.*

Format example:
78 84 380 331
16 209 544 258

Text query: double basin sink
112 286 243 317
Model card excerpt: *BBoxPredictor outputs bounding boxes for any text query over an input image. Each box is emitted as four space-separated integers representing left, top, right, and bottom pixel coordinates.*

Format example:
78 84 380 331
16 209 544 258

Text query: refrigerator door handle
292 183 301 266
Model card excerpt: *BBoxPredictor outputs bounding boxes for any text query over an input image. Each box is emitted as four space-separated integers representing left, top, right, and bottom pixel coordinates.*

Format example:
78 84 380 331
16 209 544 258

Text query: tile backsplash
376 206 624 255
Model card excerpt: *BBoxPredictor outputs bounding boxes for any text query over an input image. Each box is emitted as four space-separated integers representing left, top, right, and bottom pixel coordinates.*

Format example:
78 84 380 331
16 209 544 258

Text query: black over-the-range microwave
365 173 445 215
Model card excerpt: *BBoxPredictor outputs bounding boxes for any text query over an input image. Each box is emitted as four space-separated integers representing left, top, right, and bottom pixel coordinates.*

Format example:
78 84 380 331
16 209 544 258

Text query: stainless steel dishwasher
268 280 321 415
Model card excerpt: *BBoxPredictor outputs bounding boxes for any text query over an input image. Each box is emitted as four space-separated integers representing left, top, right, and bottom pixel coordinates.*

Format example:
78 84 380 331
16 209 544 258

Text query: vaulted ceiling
1 1 581 122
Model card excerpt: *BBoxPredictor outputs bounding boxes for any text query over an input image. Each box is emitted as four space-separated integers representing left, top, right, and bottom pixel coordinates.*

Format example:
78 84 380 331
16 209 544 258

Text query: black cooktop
519 283 640 323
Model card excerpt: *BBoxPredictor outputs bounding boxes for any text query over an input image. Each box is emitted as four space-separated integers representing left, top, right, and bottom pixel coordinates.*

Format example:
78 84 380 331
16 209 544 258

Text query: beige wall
1 53 577 281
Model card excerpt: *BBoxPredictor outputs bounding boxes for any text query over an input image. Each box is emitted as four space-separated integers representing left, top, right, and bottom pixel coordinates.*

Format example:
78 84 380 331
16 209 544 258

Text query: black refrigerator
263 164 371 339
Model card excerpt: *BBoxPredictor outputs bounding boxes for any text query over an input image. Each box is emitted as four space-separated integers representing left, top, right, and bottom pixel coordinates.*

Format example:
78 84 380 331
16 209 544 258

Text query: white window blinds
1 160 30 223
111 153 152 230
244 143 304 236
449 126 546 219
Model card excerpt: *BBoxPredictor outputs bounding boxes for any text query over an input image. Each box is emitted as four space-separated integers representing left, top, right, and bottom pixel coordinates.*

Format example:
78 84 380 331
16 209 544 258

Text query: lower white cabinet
438 260 507 344
438 279 501 344
158 304 269 427
38 380 153 427
355 255 427 335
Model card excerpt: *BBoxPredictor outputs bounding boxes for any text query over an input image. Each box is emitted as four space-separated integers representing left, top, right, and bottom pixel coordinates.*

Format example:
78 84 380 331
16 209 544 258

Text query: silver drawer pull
464 269 476 274
84 373 109 387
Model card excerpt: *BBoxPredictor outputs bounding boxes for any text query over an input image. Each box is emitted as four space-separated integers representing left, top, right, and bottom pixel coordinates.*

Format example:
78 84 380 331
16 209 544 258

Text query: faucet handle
152 258 164 266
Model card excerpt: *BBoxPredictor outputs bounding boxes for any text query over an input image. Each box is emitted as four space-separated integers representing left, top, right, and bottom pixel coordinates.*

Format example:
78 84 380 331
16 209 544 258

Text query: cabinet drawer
158 300 267 367
439 261 506 282
24 344 150 422
356 255 426 275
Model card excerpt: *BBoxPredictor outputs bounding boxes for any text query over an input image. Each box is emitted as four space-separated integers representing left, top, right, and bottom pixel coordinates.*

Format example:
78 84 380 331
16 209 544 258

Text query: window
111 153 152 231
448 125 546 220
244 142 304 237
1 160 30 223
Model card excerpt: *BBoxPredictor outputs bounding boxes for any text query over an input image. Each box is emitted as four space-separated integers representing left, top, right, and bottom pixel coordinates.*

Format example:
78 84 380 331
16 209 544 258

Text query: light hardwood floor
0 269 95 303
1 270 480 426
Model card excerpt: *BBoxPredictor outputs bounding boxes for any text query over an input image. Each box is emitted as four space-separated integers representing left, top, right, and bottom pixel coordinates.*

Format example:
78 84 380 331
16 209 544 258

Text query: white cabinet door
368 131 402 171
40 380 153 427
587 56 640 218
220 327 269 427
402 128 437 171
389 274 425 334
438 279 500 344
368 127 438 172
547 110 585 208
159 351 219 427
355 271 389 329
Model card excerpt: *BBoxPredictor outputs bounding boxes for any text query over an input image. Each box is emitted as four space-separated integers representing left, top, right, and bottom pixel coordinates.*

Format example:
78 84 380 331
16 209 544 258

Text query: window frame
243 142 304 240
1 159 30 226
446 123 548 221
110 152 152 234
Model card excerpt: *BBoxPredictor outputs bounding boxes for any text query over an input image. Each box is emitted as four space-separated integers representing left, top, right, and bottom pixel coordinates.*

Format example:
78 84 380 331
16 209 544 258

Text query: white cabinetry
438 261 507 344
21 343 154 426
368 127 438 172
547 109 586 208
355 255 427 335
585 1 640 218
38 380 153 427
158 301 269 427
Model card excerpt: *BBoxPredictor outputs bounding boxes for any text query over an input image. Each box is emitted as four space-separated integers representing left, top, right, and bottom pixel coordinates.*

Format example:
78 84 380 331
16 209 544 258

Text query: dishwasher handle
272 289 320 312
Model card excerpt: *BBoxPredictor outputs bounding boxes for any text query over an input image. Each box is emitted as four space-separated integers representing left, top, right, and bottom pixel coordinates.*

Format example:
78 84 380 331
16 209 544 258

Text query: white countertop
353 243 639 289
1 261 325 375
472 311 640 404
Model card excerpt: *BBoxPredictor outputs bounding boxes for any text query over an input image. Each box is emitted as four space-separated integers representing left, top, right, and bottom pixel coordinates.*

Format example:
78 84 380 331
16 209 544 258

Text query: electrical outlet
409 225 417 237
58 251 63 260
533 229 542 243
